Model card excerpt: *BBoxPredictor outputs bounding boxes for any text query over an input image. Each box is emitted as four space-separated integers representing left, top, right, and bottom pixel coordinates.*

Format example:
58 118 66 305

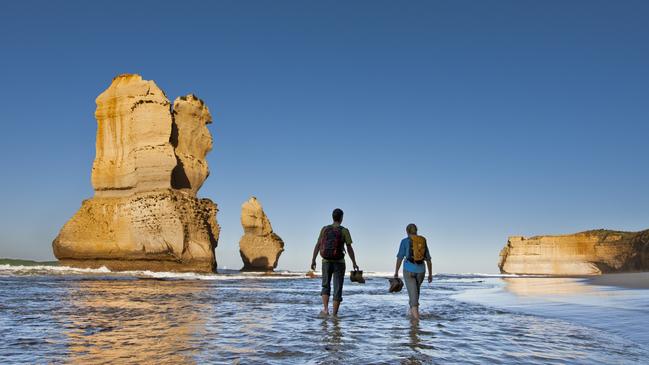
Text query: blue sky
1 1 648 273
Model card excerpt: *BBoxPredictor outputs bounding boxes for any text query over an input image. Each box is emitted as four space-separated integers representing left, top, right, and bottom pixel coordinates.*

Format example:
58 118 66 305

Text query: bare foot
319 310 329 318
410 307 420 320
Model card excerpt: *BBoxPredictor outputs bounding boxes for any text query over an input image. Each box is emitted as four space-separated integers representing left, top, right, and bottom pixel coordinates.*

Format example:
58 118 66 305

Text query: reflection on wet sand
408 320 421 350
60 280 210 364
503 277 600 297
1 272 647 364
321 317 343 353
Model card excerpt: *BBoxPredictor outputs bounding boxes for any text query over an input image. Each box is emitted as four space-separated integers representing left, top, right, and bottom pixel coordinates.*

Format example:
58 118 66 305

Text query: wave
0 264 112 275
0 264 320 281
0 264 526 281
363 272 529 280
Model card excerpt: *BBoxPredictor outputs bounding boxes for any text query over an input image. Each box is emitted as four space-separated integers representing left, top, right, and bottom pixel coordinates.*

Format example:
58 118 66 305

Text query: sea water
1 265 647 364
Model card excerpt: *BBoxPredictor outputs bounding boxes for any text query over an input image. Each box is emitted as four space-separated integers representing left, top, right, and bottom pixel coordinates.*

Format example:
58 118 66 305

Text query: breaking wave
0 263 523 281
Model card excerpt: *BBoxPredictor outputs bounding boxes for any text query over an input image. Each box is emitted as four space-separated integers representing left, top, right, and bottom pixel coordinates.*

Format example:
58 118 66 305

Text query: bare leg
332 300 341 316
410 306 420 320
321 295 330 315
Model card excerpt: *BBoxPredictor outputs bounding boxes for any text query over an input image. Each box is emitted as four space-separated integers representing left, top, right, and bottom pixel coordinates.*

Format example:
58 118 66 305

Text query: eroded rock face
53 74 219 273
499 229 649 275
171 94 213 194
92 74 177 197
239 197 284 271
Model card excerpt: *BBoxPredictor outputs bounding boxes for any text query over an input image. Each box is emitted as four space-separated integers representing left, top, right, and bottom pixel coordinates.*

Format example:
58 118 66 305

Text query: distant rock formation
239 197 284 271
499 229 649 275
53 74 219 273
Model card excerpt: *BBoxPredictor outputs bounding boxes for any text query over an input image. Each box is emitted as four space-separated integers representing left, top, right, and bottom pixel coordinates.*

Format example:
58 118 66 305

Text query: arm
394 257 403 278
311 241 320 270
426 258 433 283
346 243 359 271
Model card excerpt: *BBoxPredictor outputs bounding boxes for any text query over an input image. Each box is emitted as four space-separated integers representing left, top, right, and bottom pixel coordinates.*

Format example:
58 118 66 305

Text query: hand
311 261 316 271
428 275 433 283
353 263 360 271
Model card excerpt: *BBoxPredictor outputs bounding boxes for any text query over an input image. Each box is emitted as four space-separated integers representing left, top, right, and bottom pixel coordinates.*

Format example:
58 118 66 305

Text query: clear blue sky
1 1 648 273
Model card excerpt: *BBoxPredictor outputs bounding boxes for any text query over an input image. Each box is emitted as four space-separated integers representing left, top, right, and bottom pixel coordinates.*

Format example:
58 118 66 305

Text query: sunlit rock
499 229 649 275
171 94 213 194
53 74 220 273
92 74 176 197
239 197 284 271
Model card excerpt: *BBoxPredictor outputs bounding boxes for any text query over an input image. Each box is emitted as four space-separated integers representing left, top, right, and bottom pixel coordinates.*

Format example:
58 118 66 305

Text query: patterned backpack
319 225 345 260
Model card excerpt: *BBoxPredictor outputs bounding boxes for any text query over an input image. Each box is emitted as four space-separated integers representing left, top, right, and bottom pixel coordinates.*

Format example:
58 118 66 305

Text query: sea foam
0 263 523 281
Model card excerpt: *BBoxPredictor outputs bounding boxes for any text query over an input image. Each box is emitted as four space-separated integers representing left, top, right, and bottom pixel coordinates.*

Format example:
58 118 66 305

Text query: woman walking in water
394 223 432 319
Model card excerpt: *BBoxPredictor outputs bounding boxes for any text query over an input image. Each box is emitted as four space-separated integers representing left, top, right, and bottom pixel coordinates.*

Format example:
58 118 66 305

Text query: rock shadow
240 254 272 272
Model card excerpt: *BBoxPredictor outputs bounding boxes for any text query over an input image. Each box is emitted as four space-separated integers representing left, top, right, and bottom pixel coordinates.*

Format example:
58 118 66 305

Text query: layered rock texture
239 197 284 271
53 74 219 273
499 229 649 275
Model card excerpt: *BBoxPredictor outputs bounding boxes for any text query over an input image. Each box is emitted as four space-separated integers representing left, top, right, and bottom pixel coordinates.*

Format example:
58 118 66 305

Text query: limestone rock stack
53 74 220 273
499 229 649 275
171 94 213 194
239 197 284 271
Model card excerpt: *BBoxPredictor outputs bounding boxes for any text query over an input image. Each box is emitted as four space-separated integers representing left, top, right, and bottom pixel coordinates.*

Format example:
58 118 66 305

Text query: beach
1 265 648 364
457 273 649 346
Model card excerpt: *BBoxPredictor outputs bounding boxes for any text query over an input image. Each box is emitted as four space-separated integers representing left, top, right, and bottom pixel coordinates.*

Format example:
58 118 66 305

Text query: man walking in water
311 208 359 316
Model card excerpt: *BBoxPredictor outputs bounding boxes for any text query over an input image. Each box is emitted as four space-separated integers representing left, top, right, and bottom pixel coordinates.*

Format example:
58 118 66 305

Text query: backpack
319 225 346 260
408 235 427 264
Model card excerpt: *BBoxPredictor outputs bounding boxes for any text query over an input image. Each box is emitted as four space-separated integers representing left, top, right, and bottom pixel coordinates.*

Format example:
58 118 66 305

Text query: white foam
0 264 112 274
0 264 310 281
434 272 525 278
0 264 525 281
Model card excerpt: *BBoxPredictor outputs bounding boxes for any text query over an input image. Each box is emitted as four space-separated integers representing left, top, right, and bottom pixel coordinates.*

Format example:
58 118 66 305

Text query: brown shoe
388 278 404 293
350 270 365 284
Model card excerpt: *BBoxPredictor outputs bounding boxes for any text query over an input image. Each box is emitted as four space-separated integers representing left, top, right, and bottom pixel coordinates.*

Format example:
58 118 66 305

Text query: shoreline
454 274 649 346
586 272 649 289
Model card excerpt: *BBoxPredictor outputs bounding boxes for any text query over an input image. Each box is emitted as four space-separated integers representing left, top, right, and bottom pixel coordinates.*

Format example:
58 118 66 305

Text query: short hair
332 208 344 222
406 223 417 235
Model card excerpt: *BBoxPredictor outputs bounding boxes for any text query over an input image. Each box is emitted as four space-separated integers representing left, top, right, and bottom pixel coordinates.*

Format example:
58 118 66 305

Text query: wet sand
587 272 649 289
455 273 649 346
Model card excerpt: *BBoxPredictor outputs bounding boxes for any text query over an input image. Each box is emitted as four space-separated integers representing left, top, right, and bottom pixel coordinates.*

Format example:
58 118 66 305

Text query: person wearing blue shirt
394 223 432 320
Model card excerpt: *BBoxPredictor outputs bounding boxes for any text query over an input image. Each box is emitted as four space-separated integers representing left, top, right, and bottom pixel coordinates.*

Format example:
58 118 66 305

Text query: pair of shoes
350 270 365 283
388 277 404 293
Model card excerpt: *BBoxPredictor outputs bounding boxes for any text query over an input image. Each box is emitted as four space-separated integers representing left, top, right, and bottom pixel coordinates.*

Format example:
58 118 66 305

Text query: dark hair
406 223 417 235
332 208 344 222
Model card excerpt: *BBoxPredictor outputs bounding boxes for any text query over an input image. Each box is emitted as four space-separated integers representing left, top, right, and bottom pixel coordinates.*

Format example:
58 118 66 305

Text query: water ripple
0 273 647 364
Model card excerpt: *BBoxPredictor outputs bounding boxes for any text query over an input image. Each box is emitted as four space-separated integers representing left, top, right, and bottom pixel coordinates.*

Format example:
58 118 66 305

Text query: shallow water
1 265 647 364
456 276 649 345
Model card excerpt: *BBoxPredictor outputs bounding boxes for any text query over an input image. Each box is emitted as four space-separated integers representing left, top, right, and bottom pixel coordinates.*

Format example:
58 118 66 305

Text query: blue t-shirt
396 237 431 273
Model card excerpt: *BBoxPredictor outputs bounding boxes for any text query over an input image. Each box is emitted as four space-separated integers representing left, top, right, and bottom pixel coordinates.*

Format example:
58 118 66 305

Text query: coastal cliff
239 197 284 271
499 229 649 275
53 74 220 273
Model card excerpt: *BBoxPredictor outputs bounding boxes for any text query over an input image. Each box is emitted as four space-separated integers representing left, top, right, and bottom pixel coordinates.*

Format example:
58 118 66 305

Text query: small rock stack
239 197 285 271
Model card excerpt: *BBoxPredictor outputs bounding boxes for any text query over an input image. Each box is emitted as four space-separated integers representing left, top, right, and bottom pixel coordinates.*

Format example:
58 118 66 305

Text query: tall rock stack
239 197 285 271
499 229 649 275
53 74 220 273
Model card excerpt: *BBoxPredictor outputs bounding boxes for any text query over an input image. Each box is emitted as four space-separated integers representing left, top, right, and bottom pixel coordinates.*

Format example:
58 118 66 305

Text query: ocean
1 264 647 364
